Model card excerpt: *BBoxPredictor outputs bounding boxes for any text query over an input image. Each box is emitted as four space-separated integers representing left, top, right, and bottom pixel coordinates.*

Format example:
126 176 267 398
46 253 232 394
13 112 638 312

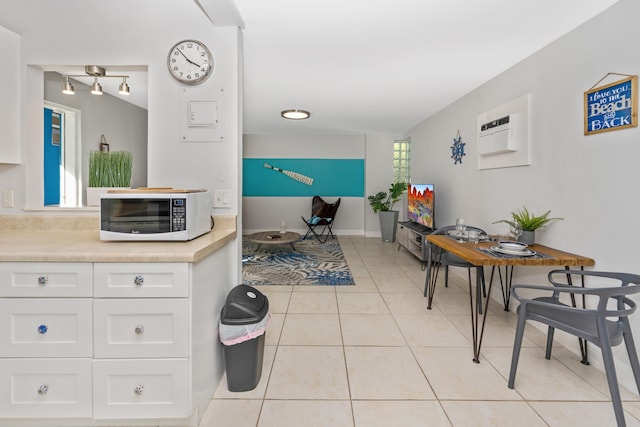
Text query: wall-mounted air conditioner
478 114 517 156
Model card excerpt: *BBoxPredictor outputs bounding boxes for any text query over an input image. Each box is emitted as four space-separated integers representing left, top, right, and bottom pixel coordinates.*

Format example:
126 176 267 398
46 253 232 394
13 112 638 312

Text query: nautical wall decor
450 130 465 164
243 158 365 197
584 73 638 135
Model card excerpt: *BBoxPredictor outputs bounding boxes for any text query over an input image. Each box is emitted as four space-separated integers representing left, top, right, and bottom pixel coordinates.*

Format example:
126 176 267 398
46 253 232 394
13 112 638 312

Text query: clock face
167 40 214 85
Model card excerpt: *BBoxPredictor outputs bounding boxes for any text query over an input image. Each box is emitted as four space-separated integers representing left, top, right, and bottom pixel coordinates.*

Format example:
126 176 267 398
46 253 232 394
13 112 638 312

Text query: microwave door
101 198 171 234
106 215 170 233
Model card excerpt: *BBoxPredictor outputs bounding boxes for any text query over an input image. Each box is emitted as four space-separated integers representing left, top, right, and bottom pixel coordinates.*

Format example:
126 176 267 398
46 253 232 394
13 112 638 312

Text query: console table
396 221 433 269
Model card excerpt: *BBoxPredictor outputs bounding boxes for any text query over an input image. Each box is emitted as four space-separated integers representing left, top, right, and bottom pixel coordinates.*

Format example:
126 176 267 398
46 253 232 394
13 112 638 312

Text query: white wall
242 131 403 236
407 0 640 386
243 133 364 235
0 0 241 223
364 132 405 236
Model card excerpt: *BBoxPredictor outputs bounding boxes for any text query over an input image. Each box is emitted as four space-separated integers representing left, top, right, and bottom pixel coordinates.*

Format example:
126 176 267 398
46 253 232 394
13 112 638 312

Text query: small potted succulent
368 181 407 242
493 206 563 245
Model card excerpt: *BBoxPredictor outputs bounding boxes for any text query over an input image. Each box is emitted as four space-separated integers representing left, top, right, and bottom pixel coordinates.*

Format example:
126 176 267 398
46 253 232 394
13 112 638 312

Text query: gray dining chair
508 270 640 427
423 225 487 296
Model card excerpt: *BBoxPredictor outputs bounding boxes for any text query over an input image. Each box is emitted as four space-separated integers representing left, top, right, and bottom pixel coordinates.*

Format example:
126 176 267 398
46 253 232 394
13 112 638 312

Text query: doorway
43 102 81 207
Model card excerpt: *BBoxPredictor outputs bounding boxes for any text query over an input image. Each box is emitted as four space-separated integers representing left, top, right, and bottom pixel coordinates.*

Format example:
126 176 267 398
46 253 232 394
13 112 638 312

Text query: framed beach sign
584 74 638 135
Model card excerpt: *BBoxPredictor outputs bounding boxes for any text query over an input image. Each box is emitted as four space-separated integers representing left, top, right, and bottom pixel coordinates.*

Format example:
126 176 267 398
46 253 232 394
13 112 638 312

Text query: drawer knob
133 385 144 396
38 384 49 395
135 325 145 334
134 275 144 286
38 324 48 334
37 275 48 286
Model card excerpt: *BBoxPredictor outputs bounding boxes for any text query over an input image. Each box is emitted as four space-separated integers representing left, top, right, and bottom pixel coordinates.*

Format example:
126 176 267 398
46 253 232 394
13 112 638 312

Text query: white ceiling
234 0 619 134
0 0 619 133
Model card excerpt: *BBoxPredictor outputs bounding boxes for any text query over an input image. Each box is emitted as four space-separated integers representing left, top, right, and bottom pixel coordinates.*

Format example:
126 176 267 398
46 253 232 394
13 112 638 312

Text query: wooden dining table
425 234 595 363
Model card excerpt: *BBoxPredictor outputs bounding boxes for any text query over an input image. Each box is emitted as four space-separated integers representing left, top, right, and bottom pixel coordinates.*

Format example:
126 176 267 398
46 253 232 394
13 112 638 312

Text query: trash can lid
221 284 269 325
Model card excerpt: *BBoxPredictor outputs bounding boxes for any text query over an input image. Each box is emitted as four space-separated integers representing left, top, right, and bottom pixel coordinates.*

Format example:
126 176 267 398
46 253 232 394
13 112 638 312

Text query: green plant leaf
88 150 132 187
493 206 563 231
368 181 407 213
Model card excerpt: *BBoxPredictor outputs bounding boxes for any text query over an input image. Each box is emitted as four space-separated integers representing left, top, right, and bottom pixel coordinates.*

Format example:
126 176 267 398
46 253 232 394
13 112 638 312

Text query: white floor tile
345 346 435 399
266 345 349 399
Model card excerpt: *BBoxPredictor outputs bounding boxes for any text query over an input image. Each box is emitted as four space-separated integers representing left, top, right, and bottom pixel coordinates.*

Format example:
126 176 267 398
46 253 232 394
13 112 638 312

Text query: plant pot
518 230 535 245
86 187 129 207
379 210 399 243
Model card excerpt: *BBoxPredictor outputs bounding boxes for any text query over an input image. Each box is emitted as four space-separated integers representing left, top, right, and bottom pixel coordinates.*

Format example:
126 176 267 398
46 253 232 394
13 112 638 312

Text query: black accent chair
508 270 640 427
301 196 341 243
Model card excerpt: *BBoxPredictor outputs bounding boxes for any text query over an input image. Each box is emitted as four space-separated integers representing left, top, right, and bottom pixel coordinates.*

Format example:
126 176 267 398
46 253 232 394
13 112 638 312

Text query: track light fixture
62 65 131 97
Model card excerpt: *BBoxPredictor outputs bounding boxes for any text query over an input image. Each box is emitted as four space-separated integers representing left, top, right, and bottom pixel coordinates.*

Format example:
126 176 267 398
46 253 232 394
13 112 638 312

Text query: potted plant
87 150 133 206
493 206 563 245
368 181 407 242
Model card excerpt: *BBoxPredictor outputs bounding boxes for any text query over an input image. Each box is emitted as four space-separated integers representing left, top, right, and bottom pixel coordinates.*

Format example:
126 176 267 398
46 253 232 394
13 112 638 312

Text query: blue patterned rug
242 237 355 286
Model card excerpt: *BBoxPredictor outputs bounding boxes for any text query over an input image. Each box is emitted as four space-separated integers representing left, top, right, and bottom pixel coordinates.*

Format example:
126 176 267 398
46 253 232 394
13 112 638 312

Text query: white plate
491 246 536 256
498 241 528 251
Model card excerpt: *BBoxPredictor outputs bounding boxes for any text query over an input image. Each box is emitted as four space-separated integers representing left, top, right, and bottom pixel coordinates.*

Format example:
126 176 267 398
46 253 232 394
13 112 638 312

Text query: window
393 138 410 182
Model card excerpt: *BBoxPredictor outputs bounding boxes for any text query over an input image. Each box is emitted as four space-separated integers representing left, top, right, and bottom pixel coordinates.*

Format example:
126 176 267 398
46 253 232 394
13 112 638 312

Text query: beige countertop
0 215 237 263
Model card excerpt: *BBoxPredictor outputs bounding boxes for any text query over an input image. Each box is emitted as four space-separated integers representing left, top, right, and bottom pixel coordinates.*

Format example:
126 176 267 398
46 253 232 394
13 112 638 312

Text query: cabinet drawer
93 359 189 419
0 299 92 357
94 299 189 358
94 263 189 298
0 262 92 297
0 358 92 418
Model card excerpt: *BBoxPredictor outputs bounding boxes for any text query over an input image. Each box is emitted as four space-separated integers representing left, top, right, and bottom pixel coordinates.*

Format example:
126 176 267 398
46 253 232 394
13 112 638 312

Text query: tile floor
201 236 640 427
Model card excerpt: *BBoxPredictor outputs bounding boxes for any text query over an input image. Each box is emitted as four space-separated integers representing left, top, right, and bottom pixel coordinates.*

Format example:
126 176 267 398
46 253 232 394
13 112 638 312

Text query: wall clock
167 39 214 85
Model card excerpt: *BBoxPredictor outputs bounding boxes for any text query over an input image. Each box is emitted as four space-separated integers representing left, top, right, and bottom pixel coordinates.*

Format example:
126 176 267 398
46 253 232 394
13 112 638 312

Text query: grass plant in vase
87 150 133 206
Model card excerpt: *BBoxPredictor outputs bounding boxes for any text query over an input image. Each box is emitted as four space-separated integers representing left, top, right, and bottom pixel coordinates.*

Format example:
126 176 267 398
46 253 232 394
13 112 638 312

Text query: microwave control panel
172 198 187 231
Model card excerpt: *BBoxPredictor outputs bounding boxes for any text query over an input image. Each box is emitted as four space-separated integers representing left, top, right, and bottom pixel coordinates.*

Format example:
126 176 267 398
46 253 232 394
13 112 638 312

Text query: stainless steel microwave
100 191 212 241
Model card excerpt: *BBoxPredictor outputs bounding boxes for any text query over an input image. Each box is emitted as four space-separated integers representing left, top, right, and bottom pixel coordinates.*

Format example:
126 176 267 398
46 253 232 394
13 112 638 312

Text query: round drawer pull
133 385 144 396
38 324 48 334
134 275 144 286
38 384 49 395
135 325 144 335
37 275 48 286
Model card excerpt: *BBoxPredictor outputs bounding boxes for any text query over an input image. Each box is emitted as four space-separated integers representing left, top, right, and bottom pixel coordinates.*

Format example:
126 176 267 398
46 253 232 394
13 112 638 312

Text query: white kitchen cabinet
0 358 92 418
92 359 189 419
0 298 93 357
93 298 189 358
94 262 189 298
0 259 219 426
0 262 93 297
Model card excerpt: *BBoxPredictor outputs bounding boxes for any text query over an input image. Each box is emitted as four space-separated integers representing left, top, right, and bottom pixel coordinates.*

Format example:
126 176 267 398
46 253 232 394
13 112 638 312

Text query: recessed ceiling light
281 109 310 120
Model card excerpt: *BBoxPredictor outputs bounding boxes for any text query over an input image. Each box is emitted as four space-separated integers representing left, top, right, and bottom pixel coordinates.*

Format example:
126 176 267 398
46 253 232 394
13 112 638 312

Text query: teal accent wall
243 158 364 197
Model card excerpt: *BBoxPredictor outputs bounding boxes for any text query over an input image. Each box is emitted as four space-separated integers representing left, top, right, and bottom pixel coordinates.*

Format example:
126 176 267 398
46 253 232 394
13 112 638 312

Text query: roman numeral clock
167 39 214 85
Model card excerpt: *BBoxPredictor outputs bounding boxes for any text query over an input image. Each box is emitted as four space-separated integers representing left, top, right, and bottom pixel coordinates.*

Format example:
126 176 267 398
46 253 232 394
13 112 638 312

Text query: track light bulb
91 78 103 95
62 77 75 95
118 78 130 95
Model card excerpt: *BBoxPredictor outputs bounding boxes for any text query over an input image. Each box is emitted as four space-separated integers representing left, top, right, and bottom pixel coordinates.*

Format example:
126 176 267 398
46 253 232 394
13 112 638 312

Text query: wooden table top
247 231 301 245
426 235 595 267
